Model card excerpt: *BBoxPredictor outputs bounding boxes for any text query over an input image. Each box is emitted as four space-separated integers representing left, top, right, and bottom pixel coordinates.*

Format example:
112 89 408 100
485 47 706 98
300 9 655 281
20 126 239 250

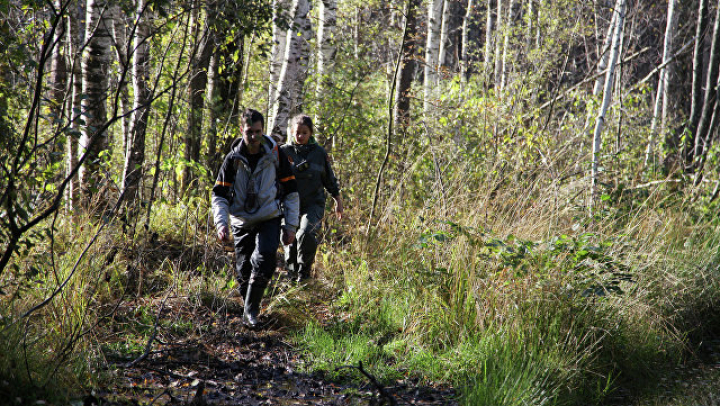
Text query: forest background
4 0 720 404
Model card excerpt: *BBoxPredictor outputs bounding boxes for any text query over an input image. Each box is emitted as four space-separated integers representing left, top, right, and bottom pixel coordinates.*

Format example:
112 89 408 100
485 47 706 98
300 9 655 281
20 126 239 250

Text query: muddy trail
93 282 459 406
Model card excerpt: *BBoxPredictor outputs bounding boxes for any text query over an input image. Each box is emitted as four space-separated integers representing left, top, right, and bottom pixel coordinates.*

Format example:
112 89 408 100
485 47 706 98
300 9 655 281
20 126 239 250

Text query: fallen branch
336 361 398 406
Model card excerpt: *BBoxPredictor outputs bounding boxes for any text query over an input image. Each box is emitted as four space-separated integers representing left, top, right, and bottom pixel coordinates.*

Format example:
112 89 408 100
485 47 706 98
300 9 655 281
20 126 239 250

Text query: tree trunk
122 0 152 206
438 0 451 71
692 0 720 168
182 2 213 192
493 0 503 91
499 0 516 94
291 1 313 118
268 0 291 116
686 0 710 166
395 0 420 133
268 0 311 141
423 0 444 114
461 0 476 82
66 0 84 212
110 4 131 156
78 0 113 206
315 0 337 137
593 4 618 96
591 0 625 207
484 0 495 75
646 0 677 166
49 0 67 119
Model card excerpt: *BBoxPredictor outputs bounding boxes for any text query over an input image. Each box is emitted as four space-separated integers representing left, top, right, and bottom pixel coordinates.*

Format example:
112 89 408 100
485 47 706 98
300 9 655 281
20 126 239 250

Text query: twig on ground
336 361 398 406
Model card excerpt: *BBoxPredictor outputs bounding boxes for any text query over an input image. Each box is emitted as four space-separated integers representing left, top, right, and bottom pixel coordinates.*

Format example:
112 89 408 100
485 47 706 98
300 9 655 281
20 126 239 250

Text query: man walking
212 109 300 327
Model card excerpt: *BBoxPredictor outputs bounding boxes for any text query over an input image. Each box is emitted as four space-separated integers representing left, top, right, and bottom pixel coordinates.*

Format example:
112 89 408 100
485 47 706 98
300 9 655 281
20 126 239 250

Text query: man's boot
243 284 264 328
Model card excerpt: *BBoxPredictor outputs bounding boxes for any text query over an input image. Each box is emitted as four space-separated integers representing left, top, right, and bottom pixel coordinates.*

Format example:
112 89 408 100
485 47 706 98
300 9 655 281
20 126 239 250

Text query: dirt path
92 291 458 405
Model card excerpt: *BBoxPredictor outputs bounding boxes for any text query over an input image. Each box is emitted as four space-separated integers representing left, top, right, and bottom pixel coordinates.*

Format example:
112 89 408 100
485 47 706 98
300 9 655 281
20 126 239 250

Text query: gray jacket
212 136 300 232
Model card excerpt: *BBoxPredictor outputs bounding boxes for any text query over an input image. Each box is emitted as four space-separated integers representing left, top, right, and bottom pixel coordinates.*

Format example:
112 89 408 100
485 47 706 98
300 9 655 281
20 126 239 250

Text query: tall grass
296 148 720 405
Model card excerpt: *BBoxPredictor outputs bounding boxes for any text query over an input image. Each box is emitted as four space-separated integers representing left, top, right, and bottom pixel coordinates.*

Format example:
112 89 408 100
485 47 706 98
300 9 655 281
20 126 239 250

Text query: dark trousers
284 204 324 271
232 217 281 296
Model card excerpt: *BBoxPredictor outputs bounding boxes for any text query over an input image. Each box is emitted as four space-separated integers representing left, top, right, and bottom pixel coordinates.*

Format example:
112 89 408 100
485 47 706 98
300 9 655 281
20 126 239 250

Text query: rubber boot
296 264 310 284
243 284 264 328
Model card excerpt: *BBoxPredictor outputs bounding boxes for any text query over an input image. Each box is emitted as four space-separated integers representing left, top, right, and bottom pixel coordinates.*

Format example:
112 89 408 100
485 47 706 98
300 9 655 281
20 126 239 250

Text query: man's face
242 120 264 148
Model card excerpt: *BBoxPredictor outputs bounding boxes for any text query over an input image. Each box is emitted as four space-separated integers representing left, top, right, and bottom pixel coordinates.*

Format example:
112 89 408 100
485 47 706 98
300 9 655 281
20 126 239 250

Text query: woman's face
294 124 312 145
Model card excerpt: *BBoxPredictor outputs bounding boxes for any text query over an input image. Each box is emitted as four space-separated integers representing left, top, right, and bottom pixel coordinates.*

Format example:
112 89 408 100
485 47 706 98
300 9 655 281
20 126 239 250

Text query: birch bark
591 0 625 206
268 0 311 141
646 0 677 165
423 0 444 114
122 0 153 205
78 0 113 203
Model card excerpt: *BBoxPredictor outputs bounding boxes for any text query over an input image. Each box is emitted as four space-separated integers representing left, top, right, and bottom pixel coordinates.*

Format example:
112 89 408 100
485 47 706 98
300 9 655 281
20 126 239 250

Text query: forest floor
91 274 459 406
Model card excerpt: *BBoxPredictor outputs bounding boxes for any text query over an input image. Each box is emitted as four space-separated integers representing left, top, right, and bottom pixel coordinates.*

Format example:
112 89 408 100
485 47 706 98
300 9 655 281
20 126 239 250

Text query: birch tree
461 0 476 82
183 1 214 192
316 0 337 133
395 0 420 132
484 0 495 74
109 4 131 154
590 0 625 206
499 0 516 94
646 0 677 166
423 0 444 114
593 4 618 96
268 0 311 141
493 0 503 91
66 0 84 210
122 0 153 205
692 0 720 169
268 0 291 115
686 0 710 165
438 0 452 70
78 0 113 205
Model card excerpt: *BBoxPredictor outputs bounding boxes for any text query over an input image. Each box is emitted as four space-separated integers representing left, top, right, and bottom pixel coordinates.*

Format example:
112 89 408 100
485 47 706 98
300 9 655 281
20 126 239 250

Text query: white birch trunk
268 0 311 141
493 0 503 91
499 0 515 94
122 0 152 204
268 0 291 116
591 0 625 206
593 5 618 96
316 0 337 115
109 4 130 156
484 0 494 74
423 0 443 114
79 0 113 201
646 0 677 165
438 0 451 70
461 0 475 82
292 7 313 116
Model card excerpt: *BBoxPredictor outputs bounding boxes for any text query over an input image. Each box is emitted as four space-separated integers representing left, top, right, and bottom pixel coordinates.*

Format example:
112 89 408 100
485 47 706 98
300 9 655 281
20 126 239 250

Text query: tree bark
268 0 311 141
461 0 476 82
499 0 516 94
484 0 495 74
591 0 625 207
593 4 618 96
692 0 720 169
182 1 213 192
685 0 710 166
66 0 84 212
493 0 503 91
438 0 452 70
395 0 420 133
79 0 113 206
268 0 291 116
122 0 152 206
646 0 677 166
423 0 444 114
110 4 131 156
315 0 337 136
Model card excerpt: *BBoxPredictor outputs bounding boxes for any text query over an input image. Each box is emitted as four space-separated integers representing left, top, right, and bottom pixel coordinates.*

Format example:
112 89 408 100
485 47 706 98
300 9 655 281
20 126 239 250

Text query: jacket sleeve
320 148 341 197
278 148 300 231
211 153 236 232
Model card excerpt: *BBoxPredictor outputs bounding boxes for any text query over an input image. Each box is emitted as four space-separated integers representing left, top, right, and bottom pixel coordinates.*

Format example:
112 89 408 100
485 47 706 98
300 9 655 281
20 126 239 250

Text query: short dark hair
291 114 313 134
241 108 264 128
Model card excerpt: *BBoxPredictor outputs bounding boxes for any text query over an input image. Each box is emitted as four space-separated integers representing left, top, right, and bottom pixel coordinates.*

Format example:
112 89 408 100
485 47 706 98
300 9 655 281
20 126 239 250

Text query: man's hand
217 225 229 242
281 227 296 245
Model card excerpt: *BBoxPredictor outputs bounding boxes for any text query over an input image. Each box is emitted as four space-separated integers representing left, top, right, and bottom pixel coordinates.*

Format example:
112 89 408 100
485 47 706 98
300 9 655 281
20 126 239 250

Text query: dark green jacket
280 139 340 209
